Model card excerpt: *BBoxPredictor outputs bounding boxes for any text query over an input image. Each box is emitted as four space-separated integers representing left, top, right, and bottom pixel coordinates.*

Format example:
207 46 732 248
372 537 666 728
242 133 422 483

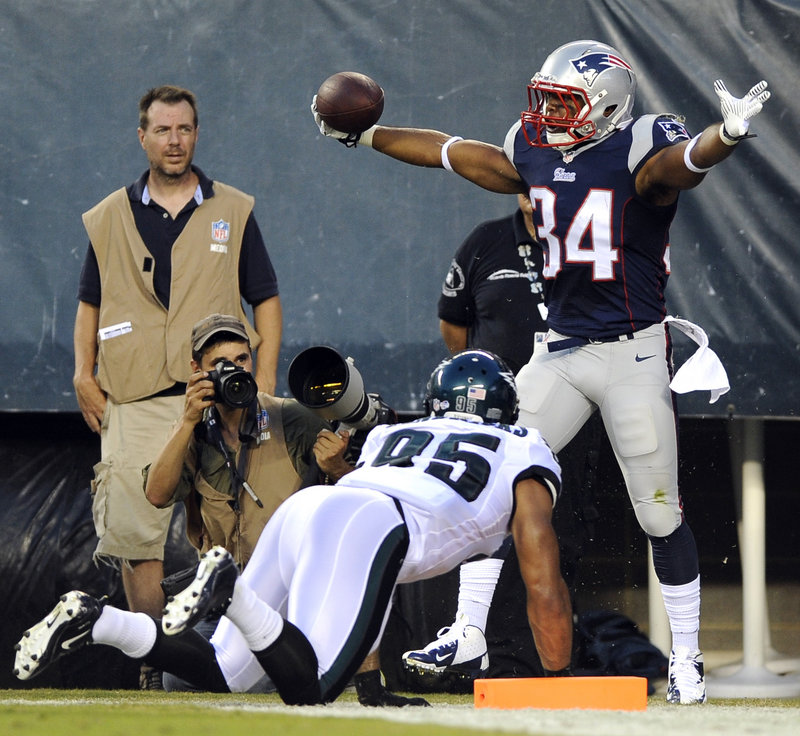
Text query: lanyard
205 407 263 509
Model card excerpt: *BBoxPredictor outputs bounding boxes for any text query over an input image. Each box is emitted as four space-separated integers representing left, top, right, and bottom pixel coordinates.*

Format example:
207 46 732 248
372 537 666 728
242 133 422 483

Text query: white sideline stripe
1 697 799 736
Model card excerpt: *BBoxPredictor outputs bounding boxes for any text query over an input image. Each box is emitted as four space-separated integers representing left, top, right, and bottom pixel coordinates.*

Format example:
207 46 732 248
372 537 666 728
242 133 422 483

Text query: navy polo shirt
438 209 546 375
77 166 278 309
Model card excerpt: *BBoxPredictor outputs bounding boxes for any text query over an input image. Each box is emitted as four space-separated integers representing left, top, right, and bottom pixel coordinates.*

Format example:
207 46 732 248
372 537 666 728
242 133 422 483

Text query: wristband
683 134 712 173
359 125 378 148
718 123 741 147
543 666 573 677
441 136 464 172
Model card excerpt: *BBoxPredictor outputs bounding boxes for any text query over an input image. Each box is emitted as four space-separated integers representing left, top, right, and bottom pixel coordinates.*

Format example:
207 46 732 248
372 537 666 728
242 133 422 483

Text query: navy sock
647 521 699 585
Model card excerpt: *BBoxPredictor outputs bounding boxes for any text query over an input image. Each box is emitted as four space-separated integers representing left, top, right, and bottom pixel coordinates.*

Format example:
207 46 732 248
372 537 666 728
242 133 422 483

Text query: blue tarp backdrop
1 0 798 415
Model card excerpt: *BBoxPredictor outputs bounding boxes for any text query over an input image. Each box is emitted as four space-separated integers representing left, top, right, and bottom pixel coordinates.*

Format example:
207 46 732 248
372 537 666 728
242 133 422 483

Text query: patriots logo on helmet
570 53 633 87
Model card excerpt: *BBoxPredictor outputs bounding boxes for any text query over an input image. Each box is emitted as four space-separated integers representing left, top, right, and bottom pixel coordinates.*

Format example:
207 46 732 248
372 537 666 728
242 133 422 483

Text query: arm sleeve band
718 123 741 146
683 135 712 173
441 136 464 172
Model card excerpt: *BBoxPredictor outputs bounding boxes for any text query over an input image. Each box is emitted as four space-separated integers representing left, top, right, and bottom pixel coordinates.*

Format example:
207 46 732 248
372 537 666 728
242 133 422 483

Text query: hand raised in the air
714 79 770 141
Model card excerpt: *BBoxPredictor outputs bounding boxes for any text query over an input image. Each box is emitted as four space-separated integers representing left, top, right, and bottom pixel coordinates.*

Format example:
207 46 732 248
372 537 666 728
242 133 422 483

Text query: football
315 72 384 134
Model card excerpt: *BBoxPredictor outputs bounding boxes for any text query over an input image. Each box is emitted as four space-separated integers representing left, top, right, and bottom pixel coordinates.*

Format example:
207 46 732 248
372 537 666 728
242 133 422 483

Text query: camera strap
234 439 263 508
206 407 263 509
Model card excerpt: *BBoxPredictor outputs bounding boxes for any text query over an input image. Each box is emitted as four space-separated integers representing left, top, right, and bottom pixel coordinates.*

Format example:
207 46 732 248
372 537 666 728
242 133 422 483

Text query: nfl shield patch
211 219 230 243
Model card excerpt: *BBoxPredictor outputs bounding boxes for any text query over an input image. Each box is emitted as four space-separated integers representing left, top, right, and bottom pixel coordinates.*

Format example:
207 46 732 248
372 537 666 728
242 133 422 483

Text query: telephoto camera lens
287 346 383 429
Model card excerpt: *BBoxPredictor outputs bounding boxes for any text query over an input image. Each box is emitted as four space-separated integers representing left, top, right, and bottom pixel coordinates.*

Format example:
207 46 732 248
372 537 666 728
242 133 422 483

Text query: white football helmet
521 40 637 148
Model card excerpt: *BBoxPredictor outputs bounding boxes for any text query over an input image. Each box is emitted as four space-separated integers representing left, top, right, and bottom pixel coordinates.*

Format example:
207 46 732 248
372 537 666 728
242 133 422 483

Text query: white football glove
713 79 770 141
310 95 361 147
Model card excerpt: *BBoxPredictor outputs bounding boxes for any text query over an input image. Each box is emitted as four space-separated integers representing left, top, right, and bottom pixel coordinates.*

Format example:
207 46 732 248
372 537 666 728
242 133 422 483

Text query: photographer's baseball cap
191 313 250 353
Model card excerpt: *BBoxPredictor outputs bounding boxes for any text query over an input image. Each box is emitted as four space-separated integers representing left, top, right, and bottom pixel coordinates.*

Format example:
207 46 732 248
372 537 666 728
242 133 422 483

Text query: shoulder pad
503 119 523 163
627 114 691 173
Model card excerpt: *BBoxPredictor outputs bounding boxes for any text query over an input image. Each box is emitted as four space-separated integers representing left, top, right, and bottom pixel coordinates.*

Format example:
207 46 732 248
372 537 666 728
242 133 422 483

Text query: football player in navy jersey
312 39 770 704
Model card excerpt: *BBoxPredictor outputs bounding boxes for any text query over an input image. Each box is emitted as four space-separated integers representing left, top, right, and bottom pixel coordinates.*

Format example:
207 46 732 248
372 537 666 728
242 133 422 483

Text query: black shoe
354 669 431 707
139 664 164 690
14 591 106 681
162 546 238 636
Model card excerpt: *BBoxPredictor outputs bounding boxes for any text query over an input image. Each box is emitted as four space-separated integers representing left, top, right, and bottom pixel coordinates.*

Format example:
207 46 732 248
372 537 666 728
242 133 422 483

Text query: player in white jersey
340 414 560 583
14 350 572 706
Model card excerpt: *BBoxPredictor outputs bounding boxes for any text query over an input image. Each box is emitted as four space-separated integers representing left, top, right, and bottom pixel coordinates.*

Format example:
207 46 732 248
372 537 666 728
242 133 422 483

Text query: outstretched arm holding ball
311 70 769 198
311 71 536 193
311 93 524 193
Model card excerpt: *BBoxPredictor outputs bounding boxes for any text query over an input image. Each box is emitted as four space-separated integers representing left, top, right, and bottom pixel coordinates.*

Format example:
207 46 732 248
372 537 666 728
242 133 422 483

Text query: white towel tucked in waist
663 316 730 404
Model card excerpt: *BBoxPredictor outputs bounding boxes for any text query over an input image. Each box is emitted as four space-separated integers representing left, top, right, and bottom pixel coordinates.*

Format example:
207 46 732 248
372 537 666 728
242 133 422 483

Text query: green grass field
2 689 799 736
3 689 466 736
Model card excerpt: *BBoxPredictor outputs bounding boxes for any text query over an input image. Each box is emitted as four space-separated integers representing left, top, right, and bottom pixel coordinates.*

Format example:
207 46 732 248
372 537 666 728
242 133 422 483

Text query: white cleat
402 613 488 680
162 546 238 636
667 646 706 704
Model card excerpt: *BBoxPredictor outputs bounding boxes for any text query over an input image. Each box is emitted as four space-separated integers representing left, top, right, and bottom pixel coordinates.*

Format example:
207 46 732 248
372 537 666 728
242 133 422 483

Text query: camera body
207 359 258 408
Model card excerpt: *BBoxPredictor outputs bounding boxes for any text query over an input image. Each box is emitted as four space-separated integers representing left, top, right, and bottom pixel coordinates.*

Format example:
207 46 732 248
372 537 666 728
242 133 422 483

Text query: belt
547 331 636 353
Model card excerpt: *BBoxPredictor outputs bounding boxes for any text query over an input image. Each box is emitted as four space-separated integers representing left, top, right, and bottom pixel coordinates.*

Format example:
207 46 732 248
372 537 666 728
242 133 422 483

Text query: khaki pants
91 394 183 565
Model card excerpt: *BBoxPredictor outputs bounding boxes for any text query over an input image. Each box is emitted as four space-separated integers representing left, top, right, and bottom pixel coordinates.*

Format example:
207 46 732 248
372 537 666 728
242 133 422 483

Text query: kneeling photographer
144 313 354 568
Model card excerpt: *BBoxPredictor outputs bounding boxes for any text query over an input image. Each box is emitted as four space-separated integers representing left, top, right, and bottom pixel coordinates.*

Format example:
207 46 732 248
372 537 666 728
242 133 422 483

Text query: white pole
648 544 670 656
706 417 800 697
741 417 766 669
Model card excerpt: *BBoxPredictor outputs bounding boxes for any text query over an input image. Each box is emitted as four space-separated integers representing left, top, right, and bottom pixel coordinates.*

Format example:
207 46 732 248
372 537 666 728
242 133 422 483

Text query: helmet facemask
520 40 636 149
523 80 595 147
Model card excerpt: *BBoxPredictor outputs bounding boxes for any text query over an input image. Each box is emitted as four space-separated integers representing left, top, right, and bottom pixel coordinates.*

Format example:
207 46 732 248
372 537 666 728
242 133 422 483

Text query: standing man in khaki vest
73 85 282 688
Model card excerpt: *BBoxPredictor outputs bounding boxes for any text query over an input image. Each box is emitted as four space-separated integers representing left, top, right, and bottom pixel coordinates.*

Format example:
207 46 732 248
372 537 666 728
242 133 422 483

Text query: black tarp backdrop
1 0 799 691
0 414 198 689
1 0 799 416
